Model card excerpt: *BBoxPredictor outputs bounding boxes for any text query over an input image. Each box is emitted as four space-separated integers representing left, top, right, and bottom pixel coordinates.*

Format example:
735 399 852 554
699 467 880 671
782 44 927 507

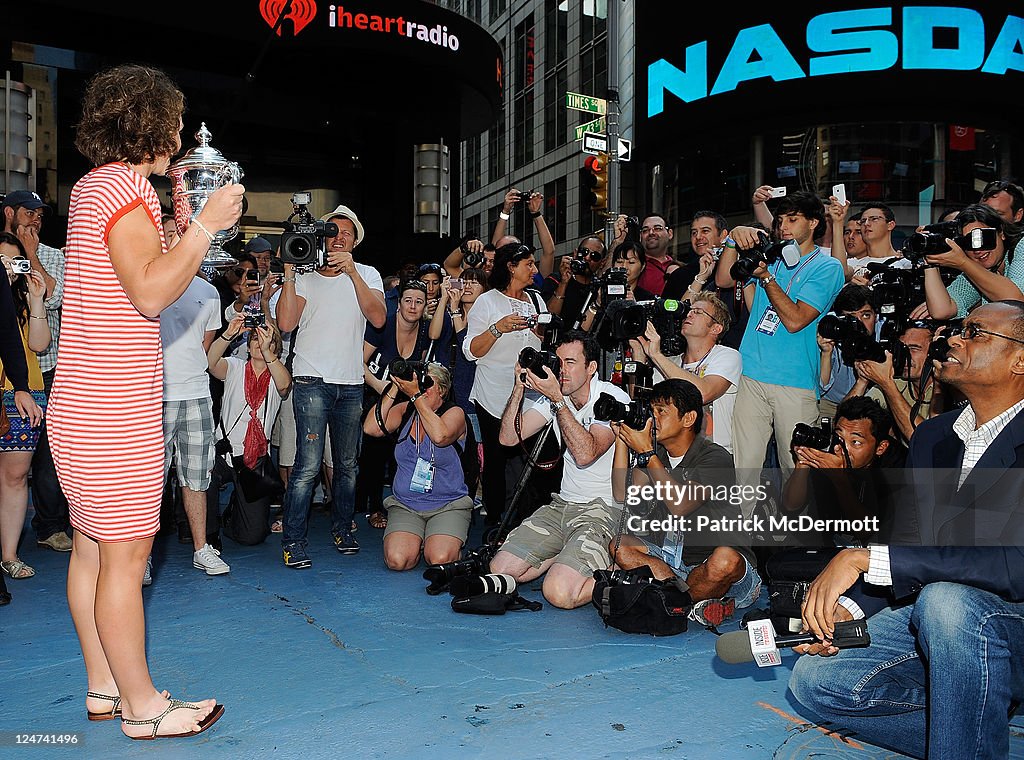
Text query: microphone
716 618 870 667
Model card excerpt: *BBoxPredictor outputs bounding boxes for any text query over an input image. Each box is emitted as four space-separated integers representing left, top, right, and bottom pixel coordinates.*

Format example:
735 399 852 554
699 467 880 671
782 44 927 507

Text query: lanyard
774 247 821 296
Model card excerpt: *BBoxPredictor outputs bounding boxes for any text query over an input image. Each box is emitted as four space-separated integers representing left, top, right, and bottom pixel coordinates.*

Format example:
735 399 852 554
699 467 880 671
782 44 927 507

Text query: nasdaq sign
648 7 1024 117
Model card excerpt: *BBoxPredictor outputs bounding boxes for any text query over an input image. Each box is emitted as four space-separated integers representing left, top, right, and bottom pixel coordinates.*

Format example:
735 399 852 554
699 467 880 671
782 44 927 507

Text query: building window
513 15 536 168
489 0 506 23
544 177 567 244
465 133 482 193
466 0 482 23
487 117 505 185
464 212 482 241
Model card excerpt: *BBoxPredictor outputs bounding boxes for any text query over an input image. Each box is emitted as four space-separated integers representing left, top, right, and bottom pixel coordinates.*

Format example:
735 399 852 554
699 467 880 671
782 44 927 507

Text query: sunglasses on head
402 279 428 294
418 263 443 275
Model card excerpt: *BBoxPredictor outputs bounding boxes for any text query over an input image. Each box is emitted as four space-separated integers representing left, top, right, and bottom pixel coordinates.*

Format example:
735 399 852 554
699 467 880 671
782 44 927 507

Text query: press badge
410 457 435 493
755 306 780 335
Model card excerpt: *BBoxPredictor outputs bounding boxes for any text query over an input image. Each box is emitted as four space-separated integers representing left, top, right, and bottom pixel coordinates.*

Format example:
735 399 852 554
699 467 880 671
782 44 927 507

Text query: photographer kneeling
363 363 472 571
490 331 630 609
610 379 760 628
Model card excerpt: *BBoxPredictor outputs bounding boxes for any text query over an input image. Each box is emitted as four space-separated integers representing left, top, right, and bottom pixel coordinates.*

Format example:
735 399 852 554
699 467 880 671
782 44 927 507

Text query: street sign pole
605 0 621 247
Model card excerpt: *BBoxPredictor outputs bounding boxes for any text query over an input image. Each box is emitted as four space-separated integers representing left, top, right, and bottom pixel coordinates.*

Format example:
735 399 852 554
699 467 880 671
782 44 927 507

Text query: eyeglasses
640 225 667 234
859 215 887 224
688 306 720 324
948 323 1024 346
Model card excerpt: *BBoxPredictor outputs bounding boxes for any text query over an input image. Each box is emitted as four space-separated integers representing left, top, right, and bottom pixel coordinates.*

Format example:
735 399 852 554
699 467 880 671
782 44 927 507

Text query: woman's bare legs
0 451 34 565
68 531 217 737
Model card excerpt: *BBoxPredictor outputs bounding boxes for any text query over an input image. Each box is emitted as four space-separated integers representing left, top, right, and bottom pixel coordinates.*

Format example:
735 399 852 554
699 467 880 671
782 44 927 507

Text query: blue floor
2 508 1022 759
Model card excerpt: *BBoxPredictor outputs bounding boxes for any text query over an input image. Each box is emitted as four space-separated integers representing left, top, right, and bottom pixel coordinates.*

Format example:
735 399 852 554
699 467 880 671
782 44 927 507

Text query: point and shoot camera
280 192 338 271
902 221 997 261
6 257 31 275
730 232 802 282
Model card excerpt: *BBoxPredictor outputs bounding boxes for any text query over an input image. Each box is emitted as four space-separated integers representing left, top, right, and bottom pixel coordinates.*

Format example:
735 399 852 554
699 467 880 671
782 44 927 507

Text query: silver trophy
168 123 243 268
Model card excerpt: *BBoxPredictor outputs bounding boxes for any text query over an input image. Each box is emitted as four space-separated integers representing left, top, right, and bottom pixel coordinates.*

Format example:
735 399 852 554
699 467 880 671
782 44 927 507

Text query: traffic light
581 152 609 211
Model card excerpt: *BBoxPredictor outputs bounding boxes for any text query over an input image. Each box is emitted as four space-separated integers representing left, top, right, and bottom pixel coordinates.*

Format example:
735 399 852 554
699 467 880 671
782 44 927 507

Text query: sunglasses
948 322 1024 346
402 279 428 294
418 263 443 275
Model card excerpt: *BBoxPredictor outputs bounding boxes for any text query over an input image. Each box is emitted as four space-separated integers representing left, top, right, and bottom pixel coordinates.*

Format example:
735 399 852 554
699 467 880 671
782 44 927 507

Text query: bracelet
531 211 542 219
410 390 425 403
29 314 47 321
552 293 565 300
725 237 737 249
219 333 238 342
191 217 216 244
499 211 511 221
760 274 776 287
282 277 296 283
268 357 281 365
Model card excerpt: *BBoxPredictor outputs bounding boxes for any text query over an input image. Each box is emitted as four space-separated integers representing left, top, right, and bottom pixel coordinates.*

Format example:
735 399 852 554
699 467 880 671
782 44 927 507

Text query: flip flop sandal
0 560 35 579
368 513 387 530
87 692 122 721
122 699 225 740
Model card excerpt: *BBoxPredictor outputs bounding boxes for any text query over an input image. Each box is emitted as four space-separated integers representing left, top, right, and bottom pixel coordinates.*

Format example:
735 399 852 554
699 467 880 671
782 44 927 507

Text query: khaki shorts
500 495 620 577
383 494 473 542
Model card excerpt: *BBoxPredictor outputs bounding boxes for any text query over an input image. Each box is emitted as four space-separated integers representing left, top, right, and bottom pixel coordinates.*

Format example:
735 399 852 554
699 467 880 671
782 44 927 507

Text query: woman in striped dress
48 65 243 740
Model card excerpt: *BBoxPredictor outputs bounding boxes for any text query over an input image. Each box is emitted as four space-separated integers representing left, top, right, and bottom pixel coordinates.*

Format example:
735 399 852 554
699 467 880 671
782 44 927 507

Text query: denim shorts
639 536 762 609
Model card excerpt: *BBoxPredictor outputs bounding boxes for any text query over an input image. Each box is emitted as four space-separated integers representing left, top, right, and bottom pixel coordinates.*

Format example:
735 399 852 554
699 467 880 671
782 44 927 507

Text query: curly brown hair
74 65 185 167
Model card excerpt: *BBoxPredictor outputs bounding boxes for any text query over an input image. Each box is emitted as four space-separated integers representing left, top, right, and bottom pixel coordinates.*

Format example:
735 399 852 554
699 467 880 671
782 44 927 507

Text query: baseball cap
2 190 47 211
320 204 365 246
244 236 273 254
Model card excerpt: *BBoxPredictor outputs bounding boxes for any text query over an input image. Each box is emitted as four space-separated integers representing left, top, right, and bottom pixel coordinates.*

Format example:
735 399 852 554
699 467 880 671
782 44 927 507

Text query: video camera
730 232 802 281
279 192 338 271
596 298 688 355
817 314 886 366
597 267 629 303
594 392 651 431
902 223 998 262
518 346 561 380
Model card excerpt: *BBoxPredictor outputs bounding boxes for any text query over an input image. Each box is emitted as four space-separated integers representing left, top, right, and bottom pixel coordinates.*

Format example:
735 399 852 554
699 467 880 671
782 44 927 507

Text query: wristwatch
550 399 567 414
488 323 502 338
759 273 776 287
634 449 657 468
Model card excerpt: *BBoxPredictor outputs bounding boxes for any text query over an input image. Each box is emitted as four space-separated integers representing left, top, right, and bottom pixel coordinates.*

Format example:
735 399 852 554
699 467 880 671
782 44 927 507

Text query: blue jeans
790 582 1024 759
282 378 363 548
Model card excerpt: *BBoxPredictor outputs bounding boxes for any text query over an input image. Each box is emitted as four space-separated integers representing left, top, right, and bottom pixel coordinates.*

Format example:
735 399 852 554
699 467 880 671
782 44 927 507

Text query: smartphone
770 187 787 199
832 183 848 206
449 279 463 292
245 269 259 282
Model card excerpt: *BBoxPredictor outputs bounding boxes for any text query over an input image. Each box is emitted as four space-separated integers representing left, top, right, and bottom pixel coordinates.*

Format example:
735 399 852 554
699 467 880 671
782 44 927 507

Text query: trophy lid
169 123 230 174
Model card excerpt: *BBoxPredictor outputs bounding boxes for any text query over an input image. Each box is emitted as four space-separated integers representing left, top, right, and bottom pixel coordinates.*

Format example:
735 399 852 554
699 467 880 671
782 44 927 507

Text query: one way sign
616 138 632 162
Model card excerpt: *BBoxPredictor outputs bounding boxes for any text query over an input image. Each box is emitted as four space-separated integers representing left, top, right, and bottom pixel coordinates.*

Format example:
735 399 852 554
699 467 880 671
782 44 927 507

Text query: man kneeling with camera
610 379 761 628
490 331 630 609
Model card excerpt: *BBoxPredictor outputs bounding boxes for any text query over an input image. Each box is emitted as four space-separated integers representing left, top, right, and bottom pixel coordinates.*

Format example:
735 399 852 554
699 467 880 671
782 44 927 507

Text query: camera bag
765 547 841 632
592 566 692 636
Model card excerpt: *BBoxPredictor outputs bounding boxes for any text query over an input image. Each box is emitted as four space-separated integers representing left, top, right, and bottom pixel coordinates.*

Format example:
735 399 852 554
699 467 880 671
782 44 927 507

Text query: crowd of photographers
3 175 1024 754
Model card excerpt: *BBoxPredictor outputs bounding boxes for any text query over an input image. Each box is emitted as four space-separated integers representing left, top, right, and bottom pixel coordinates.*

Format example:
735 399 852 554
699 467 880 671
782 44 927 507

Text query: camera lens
286 236 311 260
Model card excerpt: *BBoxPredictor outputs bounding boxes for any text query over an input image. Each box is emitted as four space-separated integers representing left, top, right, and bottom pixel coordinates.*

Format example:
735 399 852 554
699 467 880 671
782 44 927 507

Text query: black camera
791 417 834 453
599 267 629 303
422 545 497 595
243 307 266 330
461 236 484 268
570 256 592 276
643 298 689 357
817 314 886 366
596 298 647 351
594 392 651 431
280 192 339 270
903 225 998 261
389 359 434 392
730 232 802 281
518 346 561 380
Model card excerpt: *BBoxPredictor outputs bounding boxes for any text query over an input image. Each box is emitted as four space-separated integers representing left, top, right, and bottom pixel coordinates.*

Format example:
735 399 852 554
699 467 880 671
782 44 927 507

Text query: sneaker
193 544 230 576
333 533 360 555
37 531 73 552
142 556 153 587
688 597 736 628
283 543 312 569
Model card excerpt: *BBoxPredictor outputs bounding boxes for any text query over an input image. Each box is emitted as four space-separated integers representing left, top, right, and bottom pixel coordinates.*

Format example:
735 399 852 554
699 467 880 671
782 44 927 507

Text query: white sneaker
193 544 230 576
142 556 153 587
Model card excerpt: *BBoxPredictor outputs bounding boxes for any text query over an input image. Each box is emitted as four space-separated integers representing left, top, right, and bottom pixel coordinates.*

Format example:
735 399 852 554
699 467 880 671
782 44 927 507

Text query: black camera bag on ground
592 567 693 636
222 455 282 546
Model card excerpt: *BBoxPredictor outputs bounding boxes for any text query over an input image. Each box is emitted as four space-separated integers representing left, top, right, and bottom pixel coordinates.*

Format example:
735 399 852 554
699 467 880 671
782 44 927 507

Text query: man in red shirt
637 214 678 296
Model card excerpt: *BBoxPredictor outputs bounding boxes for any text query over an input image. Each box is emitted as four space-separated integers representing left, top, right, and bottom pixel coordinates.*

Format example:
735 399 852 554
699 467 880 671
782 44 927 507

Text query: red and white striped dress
48 163 167 542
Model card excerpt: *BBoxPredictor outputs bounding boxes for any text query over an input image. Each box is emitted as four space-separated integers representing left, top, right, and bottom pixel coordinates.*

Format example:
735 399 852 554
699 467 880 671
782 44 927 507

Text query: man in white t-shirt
276 204 386 568
161 275 229 575
847 203 911 282
631 293 742 453
491 331 630 608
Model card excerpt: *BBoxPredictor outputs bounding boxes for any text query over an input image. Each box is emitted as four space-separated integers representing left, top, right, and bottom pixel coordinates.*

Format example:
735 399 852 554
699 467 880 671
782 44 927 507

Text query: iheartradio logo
260 0 317 37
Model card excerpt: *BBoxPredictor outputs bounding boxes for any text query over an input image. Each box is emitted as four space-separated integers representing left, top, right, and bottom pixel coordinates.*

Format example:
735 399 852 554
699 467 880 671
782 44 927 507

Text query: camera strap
512 396 564 470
